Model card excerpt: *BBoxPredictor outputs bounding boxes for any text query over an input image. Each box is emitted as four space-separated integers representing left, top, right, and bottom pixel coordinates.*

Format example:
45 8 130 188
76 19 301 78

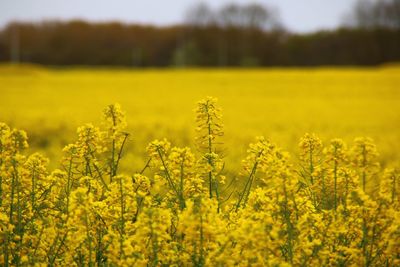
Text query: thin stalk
235 149 263 211
214 178 221 212
344 172 349 209
92 162 109 191
49 231 68 266
85 214 93 267
66 156 73 213
283 182 294 264
156 148 180 199
199 214 205 267
309 140 314 184
47 232 61 265
179 158 186 210
114 133 129 176
31 225 44 263
322 170 327 209
205 102 213 199
31 168 36 213
333 146 338 211
150 212 159 267
16 161 22 266
111 139 115 182
362 145 367 192
140 158 152 175
133 197 143 223
110 112 117 183
119 177 125 259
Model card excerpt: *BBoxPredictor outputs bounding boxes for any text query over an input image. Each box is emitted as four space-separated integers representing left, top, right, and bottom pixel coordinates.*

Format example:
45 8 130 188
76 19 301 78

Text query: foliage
1 21 400 66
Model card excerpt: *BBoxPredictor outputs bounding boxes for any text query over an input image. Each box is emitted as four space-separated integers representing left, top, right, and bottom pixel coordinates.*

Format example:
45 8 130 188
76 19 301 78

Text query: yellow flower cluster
0 100 399 266
195 97 225 207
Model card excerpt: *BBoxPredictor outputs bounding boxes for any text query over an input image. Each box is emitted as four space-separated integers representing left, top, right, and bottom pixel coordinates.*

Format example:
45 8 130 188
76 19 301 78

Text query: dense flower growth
0 98 399 266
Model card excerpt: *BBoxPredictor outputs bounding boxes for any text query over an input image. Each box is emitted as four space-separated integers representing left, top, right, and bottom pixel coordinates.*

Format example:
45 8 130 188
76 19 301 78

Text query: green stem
179 158 186 210
156 148 181 204
333 146 338 211
85 214 93 266
206 102 213 199
114 133 129 177
236 149 263 211
31 168 36 213
140 158 152 174
362 145 367 192
119 177 125 259
283 182 294 264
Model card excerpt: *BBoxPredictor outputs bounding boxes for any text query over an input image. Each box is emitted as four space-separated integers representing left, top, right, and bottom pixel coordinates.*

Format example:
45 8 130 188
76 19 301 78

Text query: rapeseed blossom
0 99 399 266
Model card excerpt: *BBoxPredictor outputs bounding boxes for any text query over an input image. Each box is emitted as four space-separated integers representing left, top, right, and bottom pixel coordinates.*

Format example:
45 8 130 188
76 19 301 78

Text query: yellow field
1 64 400 266
1 64 399 170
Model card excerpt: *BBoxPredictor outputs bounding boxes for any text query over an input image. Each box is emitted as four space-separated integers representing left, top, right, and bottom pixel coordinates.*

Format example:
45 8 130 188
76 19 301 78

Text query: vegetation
0 97 399 266
1 1 399 265
1 65 399 170
1 21 399 67
346 0 400 29
2 1 399 67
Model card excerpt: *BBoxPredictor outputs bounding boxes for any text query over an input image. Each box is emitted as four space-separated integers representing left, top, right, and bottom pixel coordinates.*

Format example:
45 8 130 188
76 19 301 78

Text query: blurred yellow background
1 64 399 172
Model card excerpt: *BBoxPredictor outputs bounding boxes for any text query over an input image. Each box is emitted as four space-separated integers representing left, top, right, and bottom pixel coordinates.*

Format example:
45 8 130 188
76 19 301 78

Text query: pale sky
0 0 358 32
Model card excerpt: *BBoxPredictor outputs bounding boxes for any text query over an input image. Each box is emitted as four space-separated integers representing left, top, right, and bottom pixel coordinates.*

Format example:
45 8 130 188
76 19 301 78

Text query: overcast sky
0 0 358 32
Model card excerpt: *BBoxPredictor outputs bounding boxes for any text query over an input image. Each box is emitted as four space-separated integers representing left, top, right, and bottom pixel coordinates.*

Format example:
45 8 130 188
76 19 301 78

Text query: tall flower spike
324 138 348 210
0 123 11 147
351 137 380 192
103 104 127 137
379 168 399 206
7 129 29 155
299 133 322 186
195 97 224 152
103 104 128 180
194 97 224 203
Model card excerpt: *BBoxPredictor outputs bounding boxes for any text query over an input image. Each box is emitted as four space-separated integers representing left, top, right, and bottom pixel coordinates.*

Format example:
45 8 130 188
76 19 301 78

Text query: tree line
0 1 399 67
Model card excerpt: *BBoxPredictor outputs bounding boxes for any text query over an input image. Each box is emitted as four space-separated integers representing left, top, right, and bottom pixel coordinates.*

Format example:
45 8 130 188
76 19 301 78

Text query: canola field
0 65 400 266
1 65 400 168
